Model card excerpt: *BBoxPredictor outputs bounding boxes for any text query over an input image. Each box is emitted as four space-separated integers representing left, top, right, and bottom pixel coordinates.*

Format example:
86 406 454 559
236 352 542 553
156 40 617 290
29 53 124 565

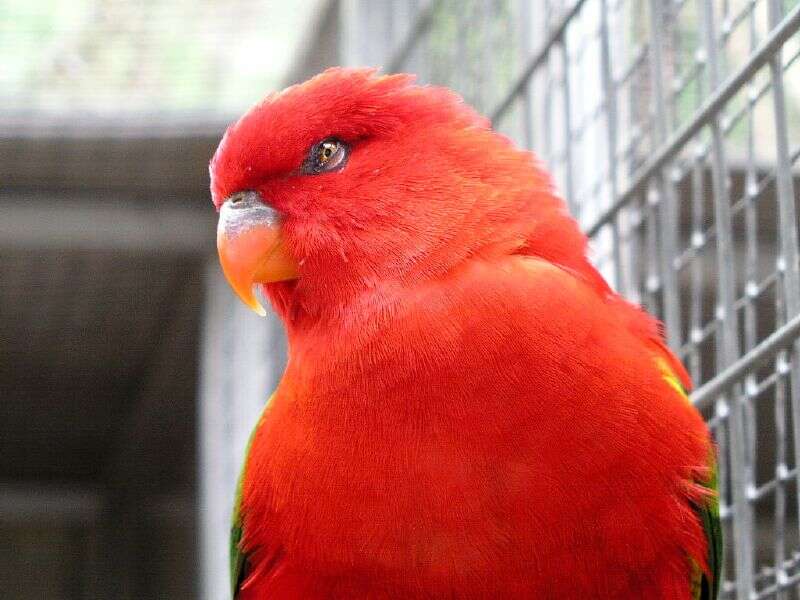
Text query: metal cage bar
339 0 800 596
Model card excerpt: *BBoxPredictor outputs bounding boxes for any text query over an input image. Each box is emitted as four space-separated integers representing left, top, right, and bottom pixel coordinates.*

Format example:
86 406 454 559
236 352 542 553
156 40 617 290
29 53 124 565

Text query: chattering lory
210 68 720 599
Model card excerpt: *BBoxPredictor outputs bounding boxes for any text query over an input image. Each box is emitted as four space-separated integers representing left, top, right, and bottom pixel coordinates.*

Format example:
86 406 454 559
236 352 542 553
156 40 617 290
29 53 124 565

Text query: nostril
227 190 260 207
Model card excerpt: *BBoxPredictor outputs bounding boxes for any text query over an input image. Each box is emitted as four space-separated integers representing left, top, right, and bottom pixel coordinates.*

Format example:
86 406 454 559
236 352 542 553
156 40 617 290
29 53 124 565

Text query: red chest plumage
237 257 710 599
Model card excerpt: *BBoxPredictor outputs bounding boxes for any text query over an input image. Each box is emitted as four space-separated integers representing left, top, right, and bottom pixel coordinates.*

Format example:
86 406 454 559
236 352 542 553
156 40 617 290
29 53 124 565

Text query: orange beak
216 191 299 316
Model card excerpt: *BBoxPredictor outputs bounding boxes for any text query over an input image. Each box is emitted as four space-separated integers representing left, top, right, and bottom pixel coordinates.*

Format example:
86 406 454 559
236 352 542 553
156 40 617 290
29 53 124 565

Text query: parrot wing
230 396 273 599
656 356 721 600
230 443 252 598
694 460 722 600
230 502 247 598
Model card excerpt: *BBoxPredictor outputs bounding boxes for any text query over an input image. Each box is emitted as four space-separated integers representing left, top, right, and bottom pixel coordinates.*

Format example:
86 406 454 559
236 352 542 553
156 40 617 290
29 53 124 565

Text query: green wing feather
231 396 273 598
230 438 255 598
693 459 722 600
230 470 248 598
657 358 722 599
230 533 246 596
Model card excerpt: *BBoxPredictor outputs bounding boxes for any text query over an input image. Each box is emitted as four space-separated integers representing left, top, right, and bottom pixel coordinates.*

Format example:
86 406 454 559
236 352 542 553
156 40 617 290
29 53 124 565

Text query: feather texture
210 69 719 599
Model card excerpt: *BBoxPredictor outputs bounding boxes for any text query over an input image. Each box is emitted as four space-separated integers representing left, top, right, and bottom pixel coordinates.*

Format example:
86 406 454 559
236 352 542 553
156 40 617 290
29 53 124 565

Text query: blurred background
2 0 800 598
0 1 323 597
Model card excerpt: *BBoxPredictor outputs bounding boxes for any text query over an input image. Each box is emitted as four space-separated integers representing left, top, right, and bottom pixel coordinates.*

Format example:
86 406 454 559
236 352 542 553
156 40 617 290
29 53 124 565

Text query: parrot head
210 68 586 320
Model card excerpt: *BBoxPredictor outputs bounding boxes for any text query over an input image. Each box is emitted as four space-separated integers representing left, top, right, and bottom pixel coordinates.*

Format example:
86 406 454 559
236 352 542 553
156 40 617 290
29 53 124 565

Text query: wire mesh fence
335 0 800 597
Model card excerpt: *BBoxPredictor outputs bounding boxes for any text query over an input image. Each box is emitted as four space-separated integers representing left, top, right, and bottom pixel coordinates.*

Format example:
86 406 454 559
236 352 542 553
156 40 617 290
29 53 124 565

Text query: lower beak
216 191 298 316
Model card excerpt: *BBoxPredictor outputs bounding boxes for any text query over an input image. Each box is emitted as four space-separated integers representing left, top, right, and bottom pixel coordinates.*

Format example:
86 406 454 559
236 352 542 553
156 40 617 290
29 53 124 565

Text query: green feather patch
692 458 722 600
657 358 722 599
230 396 273 598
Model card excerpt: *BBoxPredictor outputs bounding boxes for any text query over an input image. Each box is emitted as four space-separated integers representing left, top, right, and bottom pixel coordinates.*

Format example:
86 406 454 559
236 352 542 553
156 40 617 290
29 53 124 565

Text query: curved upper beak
216 191 298 316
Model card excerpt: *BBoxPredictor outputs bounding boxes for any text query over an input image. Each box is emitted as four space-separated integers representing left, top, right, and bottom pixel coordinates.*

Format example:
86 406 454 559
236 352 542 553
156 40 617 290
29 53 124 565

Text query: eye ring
303 137 349 175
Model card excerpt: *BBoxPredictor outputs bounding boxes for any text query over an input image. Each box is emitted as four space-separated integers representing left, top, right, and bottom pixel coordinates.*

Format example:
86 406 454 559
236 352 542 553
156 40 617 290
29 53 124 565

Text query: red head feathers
210 68 600 323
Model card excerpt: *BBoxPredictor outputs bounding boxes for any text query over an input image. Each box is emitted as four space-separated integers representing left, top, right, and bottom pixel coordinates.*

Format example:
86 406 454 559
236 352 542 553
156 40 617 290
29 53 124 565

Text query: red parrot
210 68 720 599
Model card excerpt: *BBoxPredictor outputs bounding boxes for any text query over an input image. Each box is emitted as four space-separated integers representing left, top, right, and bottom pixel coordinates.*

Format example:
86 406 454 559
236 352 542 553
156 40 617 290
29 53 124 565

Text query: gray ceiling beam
1 135 220 194
0 195 216 254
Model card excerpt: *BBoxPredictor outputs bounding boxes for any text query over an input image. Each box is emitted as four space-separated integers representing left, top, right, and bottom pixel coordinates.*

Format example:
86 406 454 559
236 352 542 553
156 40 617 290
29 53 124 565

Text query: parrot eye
303 137 348 175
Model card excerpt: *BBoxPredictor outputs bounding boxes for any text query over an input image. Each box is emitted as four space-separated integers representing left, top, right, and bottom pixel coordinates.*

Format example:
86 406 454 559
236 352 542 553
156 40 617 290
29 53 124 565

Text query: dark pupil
321 144 335 161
